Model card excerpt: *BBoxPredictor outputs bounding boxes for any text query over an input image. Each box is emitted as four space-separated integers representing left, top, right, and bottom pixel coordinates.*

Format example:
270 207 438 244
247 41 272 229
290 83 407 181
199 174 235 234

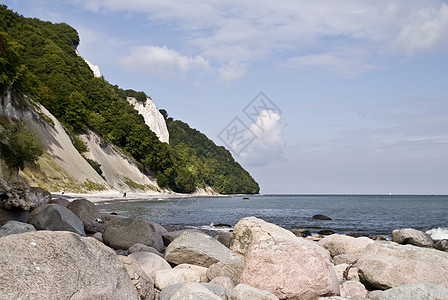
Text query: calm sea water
96 194 448 239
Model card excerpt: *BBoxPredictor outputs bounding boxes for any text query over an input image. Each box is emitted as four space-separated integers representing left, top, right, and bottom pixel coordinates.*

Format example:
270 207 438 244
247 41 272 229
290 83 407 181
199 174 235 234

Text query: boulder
165 231 236 267
291 228 311 237
128 243 164 257
368 283 448 300
313 214 332 220
333 254 357 265
128 251 172 280
334 264 360 282
162 229 199 246
0 231 139 299
230 216 297 257
92 232 103 242
319 230 336 235
230 284 279 300
50 197 70 207
159 282 224 300
0 220 35 237
217 231 232 248
0 179 51 210
66 198 105 233
436 240 448 252
206 258 245 284
357 243 448 289
154 269 201 290
174 264 209 282
241 238 340 300
28 203 86 236
392 228 435 248
210 276 235 289
118 255 155 300
147 220 168 236
318 234 374 259
0 206 29 225
102 216 164 251
339 281 368 299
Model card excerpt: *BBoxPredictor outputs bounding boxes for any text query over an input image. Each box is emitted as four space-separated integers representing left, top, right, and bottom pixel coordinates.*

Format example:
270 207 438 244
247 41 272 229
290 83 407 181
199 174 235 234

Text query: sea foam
426 227 448 240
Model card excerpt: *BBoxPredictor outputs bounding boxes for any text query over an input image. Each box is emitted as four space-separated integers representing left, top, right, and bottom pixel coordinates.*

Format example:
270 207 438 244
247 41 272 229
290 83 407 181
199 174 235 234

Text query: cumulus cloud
235 110 286 166
119 45 211 78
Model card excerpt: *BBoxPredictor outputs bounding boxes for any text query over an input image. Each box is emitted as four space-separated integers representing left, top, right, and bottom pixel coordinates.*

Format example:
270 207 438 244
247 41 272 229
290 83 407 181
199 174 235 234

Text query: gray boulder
28 203 86 236
154 269 201 290
165 231 237 267
128 251 172 280
0 231 139 300
0 179 51 210
66 198 105 233
436 240 448 252
318 234 374 259
102 216 164 251
159 282 223 300
128 242 164 256
0 206 29 225
392 228 435 248
206 258 245 284
217 231 232 248
118 255 155 300
369 283 448 300
162 229 200 246
50 197 70 207
230 284 279 300
159 282 227 300
0 220 35 237
358 242 448 289
210 276 235 289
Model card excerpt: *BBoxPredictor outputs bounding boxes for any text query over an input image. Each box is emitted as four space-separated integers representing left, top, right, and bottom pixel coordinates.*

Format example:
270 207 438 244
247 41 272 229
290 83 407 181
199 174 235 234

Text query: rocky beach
1 183 448 300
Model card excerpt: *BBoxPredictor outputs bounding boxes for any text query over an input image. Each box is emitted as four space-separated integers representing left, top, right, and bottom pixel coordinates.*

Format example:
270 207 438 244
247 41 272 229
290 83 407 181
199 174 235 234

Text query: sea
96 194 448 240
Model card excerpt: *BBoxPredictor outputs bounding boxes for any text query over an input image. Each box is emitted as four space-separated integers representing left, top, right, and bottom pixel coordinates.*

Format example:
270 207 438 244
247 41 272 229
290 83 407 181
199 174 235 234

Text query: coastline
52 190 232 204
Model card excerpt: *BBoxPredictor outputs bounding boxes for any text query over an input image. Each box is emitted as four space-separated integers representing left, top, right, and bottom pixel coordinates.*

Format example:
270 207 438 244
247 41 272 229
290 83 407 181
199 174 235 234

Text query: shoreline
52 190 232 204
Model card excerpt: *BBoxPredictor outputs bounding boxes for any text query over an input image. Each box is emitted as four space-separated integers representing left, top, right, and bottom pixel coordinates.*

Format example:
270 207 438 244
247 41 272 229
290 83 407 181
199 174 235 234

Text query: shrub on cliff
0 123 43 170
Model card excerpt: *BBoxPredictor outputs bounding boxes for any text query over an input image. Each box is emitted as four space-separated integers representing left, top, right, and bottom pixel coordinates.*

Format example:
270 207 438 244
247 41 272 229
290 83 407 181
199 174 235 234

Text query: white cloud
392 3 448 55
119 46 211 78
236 110 286 166
218 61 247 84
75 0 448 79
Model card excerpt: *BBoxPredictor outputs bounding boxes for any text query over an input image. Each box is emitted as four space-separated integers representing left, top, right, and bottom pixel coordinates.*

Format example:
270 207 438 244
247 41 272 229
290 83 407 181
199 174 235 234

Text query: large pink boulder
240 238 340 300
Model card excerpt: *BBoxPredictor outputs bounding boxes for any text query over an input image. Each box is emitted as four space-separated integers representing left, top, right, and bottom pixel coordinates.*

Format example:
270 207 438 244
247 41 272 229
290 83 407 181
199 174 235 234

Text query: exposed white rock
23 104 108 191
127 97 169 143
75 50 101 77
81 130 159 192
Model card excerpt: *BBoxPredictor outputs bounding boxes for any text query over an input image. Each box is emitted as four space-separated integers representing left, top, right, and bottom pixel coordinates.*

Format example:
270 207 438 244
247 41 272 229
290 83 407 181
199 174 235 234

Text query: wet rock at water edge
313 214 333 220
291 228 311 237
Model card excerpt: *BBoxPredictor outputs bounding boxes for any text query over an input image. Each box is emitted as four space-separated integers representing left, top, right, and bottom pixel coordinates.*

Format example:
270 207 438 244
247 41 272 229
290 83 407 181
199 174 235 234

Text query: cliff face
127 97 170 144
0 91 161 193
80 130 160 193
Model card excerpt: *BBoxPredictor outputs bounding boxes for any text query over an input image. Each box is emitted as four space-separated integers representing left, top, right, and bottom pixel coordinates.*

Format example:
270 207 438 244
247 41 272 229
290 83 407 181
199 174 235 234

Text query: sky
3 0 448 194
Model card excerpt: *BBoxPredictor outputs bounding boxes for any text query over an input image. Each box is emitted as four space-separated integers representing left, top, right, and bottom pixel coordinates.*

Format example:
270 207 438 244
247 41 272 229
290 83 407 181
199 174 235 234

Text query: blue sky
4 0 448 194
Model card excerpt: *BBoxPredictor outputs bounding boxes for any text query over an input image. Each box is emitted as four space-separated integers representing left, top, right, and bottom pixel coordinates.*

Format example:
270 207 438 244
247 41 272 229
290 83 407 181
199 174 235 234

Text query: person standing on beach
123 192 126 198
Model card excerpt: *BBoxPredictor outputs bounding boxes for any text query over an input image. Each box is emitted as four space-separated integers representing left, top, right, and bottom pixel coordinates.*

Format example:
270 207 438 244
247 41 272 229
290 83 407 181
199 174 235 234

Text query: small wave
426 227 448 240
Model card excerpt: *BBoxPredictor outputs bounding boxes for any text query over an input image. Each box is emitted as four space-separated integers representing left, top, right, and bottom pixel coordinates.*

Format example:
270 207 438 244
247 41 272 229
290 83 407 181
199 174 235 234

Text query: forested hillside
0 5 259 194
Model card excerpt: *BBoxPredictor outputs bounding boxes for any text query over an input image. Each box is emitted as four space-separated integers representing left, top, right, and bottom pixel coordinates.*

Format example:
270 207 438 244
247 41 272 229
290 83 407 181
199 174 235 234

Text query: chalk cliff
127 97 170 143
0 92 160 193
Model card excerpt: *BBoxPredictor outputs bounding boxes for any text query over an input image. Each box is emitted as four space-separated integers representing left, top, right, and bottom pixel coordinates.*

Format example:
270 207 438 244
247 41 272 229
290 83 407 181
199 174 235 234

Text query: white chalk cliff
0 91 161 193
127 97 169 144
75 50 101 78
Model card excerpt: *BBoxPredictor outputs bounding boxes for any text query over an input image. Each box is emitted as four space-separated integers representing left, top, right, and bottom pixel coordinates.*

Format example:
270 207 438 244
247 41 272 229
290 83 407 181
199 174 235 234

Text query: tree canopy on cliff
0 5 259 194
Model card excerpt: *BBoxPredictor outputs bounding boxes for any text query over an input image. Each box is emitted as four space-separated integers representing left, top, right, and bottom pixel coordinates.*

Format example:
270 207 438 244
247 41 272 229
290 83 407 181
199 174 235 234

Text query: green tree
0 124 43 170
